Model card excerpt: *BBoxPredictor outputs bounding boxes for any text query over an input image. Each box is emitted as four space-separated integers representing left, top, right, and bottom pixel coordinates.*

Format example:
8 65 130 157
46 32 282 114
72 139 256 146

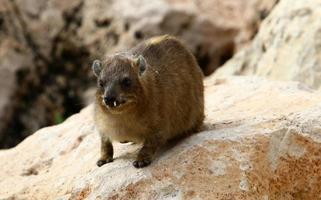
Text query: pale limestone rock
215 0 321 90
1 76 321 199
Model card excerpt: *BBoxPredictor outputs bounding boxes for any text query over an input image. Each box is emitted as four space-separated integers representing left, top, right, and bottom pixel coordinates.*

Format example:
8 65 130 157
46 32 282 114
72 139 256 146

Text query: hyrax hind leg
191 115 205 133
97 136 114 167
133 136 162 168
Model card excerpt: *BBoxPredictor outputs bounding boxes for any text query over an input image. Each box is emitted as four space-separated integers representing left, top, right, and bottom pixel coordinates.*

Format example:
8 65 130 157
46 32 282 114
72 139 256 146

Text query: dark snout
103 95 117 107
103 92 126 108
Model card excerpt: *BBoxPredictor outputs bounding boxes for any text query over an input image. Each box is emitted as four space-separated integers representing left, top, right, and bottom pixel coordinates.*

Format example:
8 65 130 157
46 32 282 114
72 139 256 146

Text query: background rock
79 0 278 75
1 76 321 199
0 0 277 148
215 0 321 90
0 0 92 148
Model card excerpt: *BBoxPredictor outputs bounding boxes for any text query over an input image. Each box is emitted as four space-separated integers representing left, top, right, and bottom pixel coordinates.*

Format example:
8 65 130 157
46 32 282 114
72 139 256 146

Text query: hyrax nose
104 96 116 107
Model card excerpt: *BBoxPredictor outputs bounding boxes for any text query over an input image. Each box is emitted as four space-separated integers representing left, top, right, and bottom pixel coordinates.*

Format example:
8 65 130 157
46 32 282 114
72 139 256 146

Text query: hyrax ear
92 59 102 77
133 55 146 76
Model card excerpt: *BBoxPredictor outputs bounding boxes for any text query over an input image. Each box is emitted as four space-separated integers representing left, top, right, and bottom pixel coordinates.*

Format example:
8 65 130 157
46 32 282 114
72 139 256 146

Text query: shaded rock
80 0 278 75
1 76 321 199
0 0 91 148
0 38 33 147
215 0 321 90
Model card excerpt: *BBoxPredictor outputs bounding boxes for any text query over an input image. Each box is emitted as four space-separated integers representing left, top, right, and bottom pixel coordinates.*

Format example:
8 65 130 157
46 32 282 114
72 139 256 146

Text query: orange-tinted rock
1 76 321 199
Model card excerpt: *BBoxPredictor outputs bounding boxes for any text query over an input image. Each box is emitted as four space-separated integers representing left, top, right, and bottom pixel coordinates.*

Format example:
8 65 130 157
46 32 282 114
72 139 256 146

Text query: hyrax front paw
96 157 113 167
133 158 151 168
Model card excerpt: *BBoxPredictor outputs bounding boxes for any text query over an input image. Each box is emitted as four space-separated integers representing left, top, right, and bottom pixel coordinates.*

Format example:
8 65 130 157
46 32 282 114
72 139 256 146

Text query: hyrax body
92 35 204 168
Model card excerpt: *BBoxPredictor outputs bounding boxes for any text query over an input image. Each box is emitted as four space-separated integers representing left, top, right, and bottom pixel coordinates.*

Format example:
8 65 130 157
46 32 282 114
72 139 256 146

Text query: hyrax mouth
111 100 126 108
102 99 127 109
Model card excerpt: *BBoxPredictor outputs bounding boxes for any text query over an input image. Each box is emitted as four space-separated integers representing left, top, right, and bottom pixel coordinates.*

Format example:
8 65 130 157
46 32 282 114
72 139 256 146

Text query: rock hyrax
92 35 204 168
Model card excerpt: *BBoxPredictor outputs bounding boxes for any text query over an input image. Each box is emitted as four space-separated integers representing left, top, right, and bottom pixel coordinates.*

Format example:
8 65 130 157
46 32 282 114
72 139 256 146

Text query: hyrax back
92 35 204 168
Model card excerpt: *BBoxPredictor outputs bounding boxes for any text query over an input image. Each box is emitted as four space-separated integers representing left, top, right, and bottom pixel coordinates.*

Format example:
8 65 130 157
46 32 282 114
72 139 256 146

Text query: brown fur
93 35 204 168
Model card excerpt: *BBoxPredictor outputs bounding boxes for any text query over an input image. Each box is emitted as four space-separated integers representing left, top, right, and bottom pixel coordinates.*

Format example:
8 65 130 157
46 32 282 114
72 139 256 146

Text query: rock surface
1 76 321 199
215 0 321 90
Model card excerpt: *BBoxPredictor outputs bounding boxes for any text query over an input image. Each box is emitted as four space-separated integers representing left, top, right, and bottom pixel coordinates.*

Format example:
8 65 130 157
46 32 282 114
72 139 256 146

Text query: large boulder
0 0 277 148
1 76 321 199
215 0 321 90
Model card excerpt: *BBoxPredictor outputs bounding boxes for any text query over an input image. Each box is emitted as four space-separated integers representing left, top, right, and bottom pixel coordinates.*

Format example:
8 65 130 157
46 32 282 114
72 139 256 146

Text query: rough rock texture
78 0 278 75
0 0 92 148
1 76 321 199
215 0 321 90
0 0 277 148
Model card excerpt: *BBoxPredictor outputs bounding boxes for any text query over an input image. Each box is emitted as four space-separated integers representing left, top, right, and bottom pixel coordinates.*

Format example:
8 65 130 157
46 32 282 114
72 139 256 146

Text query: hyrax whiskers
92 35 204 168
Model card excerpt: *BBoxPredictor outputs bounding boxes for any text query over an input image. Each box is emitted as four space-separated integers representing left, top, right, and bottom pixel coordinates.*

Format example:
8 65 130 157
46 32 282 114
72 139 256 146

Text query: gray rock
215 0 321 90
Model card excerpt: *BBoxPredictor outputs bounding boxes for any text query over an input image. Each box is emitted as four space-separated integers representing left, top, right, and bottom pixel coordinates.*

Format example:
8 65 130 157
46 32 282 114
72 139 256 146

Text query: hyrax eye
121 77 132 88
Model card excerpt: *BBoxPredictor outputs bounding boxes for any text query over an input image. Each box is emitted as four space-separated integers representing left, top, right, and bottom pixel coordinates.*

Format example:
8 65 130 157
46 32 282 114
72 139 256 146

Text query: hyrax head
92 54 147 114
